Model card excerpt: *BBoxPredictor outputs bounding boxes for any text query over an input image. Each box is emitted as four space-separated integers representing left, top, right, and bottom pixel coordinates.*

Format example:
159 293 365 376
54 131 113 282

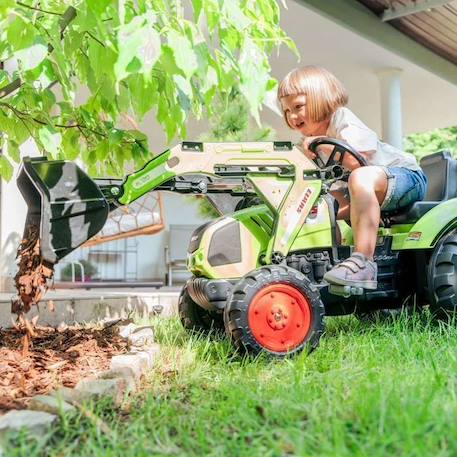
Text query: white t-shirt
325 107 420 171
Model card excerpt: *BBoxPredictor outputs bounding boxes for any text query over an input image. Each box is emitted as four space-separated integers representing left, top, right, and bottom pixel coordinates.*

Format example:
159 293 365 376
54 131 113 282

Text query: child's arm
301 136 373 170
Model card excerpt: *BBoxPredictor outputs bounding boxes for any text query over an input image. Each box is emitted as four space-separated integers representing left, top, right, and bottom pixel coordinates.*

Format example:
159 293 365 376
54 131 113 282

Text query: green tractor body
16 141 457 357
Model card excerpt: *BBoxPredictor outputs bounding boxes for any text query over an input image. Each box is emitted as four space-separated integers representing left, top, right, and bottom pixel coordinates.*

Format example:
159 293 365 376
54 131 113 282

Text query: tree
199 90 275 143
0 0 296 179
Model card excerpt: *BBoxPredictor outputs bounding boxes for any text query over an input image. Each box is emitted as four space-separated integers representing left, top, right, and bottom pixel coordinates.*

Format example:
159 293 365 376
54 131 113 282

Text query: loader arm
109 141 322 262
18 141 322 264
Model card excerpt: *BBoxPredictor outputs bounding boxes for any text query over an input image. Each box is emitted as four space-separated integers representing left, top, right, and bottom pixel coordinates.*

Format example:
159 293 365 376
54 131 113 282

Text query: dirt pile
11 224 54 316
0 325 129 412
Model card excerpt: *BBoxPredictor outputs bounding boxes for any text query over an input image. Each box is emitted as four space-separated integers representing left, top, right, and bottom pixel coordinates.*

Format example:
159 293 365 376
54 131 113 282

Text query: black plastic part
273 141 293 151
188 221 214 254
17 157 109 264
178 283 224 332
234 196 263 211
427 229 457 316
182 141 204 152
224 265 325 357
308 138 368 167
186 277 234 311
208 221 242 267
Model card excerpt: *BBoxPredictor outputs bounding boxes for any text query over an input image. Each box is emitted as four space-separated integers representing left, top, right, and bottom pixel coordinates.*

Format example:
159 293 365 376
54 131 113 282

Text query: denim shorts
380 167 428 212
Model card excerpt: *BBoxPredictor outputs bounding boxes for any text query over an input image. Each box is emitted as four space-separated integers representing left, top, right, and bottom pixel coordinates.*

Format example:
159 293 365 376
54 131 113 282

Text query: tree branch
0 102 139 147
0 79 22 99
16 1 62 16
0 6 77 100
86 31 105 47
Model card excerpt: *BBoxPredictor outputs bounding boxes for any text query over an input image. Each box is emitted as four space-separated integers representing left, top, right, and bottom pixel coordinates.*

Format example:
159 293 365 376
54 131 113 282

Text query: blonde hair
278 66 348 127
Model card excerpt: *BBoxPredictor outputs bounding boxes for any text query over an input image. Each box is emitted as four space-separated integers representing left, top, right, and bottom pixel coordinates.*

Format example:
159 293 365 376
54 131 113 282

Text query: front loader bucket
17 157 109 264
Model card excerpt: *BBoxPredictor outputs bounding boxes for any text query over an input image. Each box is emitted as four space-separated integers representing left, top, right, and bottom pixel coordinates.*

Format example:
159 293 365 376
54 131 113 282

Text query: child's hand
300 136 325 160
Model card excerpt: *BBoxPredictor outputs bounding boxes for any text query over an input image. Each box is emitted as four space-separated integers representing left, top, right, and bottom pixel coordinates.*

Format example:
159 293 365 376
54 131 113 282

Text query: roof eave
295 0 457 86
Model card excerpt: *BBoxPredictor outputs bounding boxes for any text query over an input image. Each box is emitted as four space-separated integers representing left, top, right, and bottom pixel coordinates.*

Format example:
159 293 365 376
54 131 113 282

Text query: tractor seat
384 150 457 225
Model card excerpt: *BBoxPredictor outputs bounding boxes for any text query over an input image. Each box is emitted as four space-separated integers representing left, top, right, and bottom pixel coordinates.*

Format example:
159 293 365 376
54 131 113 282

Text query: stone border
0 322 160 448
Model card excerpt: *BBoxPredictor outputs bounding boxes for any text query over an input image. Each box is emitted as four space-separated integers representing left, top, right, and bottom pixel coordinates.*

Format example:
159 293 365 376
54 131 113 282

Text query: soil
0 324 130 413
11 224 54 316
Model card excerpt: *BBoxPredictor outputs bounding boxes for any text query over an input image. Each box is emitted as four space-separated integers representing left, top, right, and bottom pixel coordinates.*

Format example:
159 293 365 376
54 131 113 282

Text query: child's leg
332 190 350 220
324 166 427 290
348 166 388 259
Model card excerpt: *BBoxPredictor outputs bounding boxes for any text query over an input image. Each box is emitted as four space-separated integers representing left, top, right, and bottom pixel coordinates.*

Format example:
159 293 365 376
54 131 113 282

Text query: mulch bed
0 325 130 413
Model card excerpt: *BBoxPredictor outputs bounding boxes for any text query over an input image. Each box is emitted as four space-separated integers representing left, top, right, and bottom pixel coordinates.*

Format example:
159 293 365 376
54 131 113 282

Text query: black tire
428 230 457 317
224 265 325 357
178 284 224 332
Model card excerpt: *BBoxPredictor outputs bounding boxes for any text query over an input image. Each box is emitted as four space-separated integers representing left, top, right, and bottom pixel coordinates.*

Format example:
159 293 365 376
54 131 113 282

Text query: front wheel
178 284 224 333
224 265 325 357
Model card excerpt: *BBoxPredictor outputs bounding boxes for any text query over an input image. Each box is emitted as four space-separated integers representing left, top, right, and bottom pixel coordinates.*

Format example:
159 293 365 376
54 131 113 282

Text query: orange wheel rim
248 283 312 352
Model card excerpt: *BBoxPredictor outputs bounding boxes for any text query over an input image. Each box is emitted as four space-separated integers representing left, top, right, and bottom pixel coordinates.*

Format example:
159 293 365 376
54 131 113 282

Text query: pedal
329 284 364 298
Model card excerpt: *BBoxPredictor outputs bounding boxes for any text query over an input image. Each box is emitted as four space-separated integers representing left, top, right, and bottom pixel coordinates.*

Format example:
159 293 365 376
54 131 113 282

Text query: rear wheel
178 284 224 332
428 230 457 317
224 265 325 357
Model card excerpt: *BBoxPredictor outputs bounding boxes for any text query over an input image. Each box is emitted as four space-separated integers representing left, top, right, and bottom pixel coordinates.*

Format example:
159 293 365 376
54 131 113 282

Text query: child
278 66 427 290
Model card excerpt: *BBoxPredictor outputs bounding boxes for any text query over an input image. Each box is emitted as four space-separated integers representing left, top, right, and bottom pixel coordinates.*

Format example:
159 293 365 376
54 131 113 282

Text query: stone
74 378 127 404
28 395 76 415
110 353 148 379
51 386 85 404
132 344 161 371
128 326 154 347
118 323 137 338
96 367 137 392
0 410 57 437
102 317 134 329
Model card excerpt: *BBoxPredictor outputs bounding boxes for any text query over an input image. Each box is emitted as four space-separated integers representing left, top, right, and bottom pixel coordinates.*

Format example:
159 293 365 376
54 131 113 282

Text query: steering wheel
308 137 368 169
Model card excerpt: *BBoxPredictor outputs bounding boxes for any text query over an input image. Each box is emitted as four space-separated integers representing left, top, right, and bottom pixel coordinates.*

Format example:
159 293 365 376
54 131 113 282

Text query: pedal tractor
17 139 457 357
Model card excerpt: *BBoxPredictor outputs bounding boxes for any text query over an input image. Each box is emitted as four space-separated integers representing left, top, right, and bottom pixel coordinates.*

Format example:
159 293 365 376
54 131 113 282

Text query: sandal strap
337 254 367 273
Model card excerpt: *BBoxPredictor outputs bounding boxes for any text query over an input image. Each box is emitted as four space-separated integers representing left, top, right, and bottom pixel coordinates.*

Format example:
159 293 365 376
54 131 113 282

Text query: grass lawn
5 311 457 456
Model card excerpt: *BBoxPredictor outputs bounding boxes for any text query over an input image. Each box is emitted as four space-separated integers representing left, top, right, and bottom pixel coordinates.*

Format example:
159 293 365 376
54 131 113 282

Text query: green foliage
200 91 275 143
194 91 276 218
0 0 296 180
405 125 457 160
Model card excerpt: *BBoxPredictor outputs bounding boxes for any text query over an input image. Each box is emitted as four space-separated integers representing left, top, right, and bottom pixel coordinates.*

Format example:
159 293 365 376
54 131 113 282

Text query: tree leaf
0 154 13 181
238 38 270 124
191 0 203 21
62 128 81 160
128 74 157 119
95 139 109 161
114 14 161 81
6 140 20 163
0 0 14 17
167 29 198 78
222 0 251 30
38 126 61 156
6 16 35 51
